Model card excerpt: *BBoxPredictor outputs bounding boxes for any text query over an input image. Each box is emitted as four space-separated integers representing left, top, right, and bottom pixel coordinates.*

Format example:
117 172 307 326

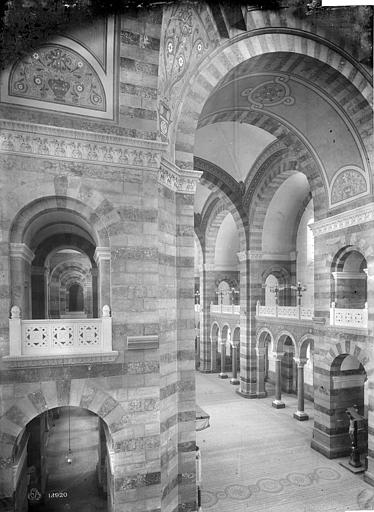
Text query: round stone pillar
272 355 285 409
230 342 240 385
218 337 228 379
293 358 309 420
256 346 267 398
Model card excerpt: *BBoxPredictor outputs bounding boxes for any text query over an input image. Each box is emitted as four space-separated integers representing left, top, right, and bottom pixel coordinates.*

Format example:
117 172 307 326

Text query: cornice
159 158 202 194
310 203 374 237
0 118 166 169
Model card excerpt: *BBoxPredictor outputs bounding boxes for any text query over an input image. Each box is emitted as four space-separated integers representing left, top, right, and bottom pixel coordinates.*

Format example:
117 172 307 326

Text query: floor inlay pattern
202 467 342 508
196 372 374 512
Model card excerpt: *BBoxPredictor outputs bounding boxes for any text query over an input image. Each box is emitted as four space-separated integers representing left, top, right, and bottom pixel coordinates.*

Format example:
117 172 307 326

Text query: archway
256 329 273 398
329 354 368 461
13 406 110 512
9 196 110 320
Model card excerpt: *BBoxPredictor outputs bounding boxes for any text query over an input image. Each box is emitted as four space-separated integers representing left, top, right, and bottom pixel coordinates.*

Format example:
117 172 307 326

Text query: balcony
330 302 368 329
256 301 313 321
4 305 118 367
210 304 240 315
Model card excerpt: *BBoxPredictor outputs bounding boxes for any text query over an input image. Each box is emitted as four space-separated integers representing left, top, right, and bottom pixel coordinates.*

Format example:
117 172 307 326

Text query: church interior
0 1 373 511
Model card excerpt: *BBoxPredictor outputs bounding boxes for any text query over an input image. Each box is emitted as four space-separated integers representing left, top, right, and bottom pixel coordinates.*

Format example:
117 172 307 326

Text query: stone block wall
311 214 373 470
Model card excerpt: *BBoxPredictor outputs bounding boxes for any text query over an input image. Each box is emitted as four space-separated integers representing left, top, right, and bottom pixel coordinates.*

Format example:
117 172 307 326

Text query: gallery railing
8 305 113 357
256 302 314 321
210 304 240 315
330 302 368 329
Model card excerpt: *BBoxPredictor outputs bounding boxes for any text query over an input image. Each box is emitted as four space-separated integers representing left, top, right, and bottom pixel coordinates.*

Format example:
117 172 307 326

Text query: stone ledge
127 335 159 350
2 351 119 367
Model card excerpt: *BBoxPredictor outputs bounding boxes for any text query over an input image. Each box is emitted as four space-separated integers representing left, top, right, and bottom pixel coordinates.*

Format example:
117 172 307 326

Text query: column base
256 391 267 398
293 410 309 421
218 373 228 379
340 460 365 474
199 368 214 374
272 399 285 409
235 389 258 399
230 377 240 385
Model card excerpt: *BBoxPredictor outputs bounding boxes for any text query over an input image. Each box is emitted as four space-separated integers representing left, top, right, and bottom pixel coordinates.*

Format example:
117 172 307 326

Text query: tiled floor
196 372 374 512
35 408 107 511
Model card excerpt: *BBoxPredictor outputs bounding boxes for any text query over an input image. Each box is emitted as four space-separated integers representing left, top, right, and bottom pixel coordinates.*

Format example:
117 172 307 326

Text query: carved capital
94 247 111 264
158 159 202 194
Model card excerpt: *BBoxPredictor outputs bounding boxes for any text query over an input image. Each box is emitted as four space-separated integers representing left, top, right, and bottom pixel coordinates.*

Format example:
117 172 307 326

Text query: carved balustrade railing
330 302 368 329
8 305 113 357
210 304 240 315
256 302 314 321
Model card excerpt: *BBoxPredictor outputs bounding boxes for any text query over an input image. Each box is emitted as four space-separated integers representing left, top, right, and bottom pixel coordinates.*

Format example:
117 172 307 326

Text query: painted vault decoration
241 75 295 109
0 17 115 119
10 45 106 111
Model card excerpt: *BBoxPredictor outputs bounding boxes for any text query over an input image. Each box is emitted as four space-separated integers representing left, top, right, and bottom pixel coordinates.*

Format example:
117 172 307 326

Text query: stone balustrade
256 302 314 321
8 305 113 358
210 304 240 315
330 302 368 329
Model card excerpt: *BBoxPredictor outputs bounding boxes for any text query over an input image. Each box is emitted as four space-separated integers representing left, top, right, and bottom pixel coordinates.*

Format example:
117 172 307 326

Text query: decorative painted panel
330 167 368 206
158 4 219 142
10 45 106 111
1 18 116 119
241 75 295 109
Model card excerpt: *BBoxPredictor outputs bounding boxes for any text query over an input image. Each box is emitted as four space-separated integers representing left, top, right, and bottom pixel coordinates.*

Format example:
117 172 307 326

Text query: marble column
272 355 285 408
293 359 309 420
219 338 228 379
94 247 111 311
230 342 240 385
256 346 267 397
10 243 34 319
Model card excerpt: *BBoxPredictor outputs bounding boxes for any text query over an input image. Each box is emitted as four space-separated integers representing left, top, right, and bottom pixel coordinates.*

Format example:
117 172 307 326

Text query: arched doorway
330 354 368 461
281 337 297 395
14 407 110 512
68 283 84 312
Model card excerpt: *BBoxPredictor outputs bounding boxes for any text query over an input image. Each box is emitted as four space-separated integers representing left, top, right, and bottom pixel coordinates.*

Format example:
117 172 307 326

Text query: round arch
274 331 298 357
173 31 372 169
9 196 110 247
204 197 246 269
256 327 274 350
299 335 315 361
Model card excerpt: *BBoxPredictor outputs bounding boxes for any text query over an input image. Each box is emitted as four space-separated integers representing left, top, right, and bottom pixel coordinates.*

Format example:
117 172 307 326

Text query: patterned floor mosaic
196 373 374 512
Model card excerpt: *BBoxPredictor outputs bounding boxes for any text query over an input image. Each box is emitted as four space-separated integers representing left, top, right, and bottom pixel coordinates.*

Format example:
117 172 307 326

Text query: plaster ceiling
194 121 275 183
199 58 366 184
194 183 213 214
214 213 239 270
262 172 310 254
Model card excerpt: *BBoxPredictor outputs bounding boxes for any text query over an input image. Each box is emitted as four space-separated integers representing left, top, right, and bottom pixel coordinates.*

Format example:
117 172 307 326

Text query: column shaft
294 362 309 421
272 358 285 408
